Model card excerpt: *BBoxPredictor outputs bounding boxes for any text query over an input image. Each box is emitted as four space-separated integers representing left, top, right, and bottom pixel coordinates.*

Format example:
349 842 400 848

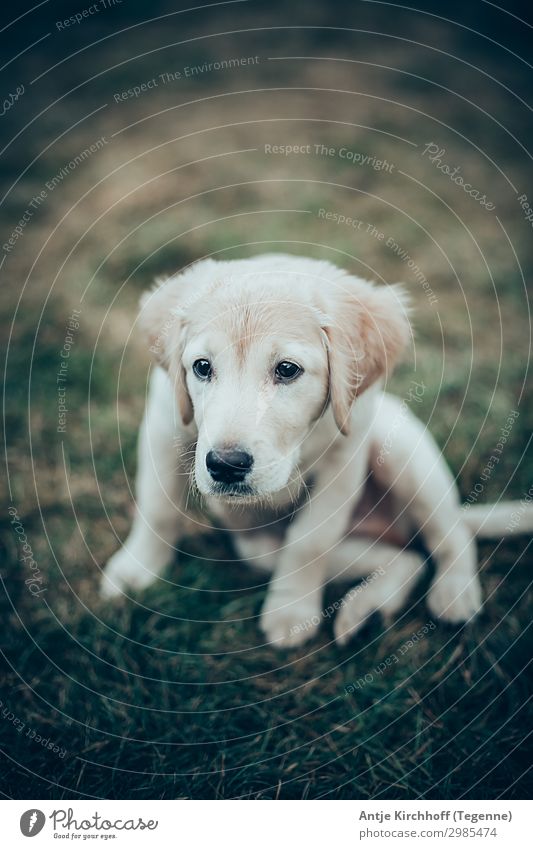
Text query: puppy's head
140 257 410 500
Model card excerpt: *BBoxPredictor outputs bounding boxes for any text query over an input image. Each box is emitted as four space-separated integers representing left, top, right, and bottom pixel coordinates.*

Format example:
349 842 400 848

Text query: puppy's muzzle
206 447 254 485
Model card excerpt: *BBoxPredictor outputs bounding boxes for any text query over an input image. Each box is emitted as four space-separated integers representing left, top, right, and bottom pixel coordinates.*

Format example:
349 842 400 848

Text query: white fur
101 255 530 647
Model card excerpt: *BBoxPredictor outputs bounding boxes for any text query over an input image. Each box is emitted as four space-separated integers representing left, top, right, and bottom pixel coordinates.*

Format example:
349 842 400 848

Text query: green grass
0 542 531 799
1 1 532 799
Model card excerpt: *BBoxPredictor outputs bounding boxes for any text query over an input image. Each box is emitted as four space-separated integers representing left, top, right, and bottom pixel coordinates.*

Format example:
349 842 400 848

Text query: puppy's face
140 258 410 501
182 296 329 498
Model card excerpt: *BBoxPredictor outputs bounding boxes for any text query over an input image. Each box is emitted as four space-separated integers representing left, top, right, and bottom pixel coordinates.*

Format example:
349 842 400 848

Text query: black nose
206 448 254 484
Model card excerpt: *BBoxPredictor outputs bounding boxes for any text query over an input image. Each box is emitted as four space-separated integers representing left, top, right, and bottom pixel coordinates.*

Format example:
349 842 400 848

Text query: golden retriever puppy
101 254 532 646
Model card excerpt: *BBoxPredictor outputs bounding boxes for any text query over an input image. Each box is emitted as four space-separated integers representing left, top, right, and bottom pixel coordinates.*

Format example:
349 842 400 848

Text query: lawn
1 0 531 799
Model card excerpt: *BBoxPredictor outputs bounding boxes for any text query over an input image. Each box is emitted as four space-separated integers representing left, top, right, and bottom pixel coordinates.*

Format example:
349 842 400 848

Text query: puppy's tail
462 500 533 538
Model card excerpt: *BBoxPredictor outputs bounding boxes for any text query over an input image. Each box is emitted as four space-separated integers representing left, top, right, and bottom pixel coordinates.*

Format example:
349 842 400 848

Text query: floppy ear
138 277 194 426
324 280 411 435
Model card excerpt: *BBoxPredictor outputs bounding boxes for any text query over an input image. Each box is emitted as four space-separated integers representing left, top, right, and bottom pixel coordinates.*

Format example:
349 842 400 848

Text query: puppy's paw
334 587 378 647
100 548 159 599
260 594 321 648
427 570 482 624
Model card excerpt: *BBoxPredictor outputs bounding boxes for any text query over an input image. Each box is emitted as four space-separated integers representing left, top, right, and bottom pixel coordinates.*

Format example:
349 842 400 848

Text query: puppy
101 254 532 646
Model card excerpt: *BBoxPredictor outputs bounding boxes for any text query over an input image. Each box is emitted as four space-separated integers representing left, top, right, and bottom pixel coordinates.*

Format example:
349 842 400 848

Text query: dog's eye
275 361 302 382
192 359 212 380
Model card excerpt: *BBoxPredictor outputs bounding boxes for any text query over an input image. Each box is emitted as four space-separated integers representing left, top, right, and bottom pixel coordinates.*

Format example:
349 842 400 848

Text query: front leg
260 434 370 647
101 369 189 598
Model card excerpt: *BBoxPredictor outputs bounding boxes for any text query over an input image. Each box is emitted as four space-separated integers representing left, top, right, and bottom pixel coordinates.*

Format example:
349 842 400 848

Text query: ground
0 0 531 799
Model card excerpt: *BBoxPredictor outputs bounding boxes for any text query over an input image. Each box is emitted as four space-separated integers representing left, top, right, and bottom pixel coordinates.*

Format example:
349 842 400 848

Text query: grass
1 0 531 799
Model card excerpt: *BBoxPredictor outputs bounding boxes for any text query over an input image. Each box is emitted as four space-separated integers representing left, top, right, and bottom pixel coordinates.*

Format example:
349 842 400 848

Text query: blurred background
0 0 531 799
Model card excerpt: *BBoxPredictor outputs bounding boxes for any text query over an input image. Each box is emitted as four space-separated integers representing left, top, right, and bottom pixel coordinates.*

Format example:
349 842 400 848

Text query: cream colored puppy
101 254 531 647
